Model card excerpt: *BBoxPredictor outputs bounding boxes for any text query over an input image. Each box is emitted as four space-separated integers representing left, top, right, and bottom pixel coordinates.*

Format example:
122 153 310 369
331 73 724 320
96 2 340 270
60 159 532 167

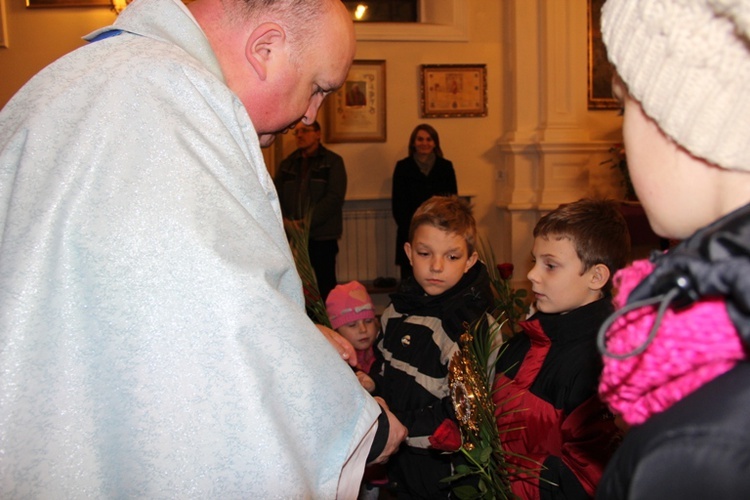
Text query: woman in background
391 124 457 280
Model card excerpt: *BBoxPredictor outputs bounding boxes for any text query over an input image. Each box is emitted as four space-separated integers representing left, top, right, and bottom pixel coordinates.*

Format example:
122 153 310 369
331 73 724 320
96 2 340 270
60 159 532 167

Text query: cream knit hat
601 0 750 171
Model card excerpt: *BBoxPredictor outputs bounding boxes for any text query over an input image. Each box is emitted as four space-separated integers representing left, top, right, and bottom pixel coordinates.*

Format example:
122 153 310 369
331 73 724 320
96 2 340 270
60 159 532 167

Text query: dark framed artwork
420 64 487 118
587 0 618 110
325 60 386 143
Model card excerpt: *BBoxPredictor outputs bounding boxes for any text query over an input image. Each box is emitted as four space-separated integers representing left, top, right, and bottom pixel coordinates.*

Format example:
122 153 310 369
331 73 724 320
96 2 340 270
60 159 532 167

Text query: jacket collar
523 297 613 343
628 202 750 344
84 0 224 83
391 261 492 314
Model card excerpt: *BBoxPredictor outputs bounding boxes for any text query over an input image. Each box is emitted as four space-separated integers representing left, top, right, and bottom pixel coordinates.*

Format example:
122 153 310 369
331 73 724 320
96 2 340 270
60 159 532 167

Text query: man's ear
464 251 479 273
245 22 286 82
589 263 611 291
404 242 414 266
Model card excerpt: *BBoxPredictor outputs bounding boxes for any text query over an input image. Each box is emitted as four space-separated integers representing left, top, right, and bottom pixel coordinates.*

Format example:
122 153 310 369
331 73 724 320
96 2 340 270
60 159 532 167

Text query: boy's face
337 318 379 351
527 234 603 314
405 224 478 296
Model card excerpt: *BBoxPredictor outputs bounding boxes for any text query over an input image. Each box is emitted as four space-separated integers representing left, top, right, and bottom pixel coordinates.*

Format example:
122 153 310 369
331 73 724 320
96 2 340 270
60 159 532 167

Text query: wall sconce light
111 0 132 14
354 4 368 20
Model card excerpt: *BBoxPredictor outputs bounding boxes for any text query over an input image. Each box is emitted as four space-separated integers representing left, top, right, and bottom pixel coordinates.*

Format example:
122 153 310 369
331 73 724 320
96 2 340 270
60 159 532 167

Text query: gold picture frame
420 64 487 118
325 60 386 143
0 0 8 48
587 0 618 110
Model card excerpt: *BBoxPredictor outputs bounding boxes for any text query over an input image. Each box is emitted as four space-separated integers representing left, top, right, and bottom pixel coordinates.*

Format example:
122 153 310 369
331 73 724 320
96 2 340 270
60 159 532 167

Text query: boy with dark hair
492 198 630 499
371 195 493 498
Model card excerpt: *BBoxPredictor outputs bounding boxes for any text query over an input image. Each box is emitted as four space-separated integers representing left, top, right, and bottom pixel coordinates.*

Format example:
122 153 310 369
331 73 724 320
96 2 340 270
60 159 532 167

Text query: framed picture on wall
0 0 8 48
587 0 619 110
419 64 487 118
325 60 386 143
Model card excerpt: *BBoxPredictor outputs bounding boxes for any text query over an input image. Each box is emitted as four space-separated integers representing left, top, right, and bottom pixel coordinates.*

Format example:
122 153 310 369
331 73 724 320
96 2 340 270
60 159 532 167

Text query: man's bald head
190 0 355 146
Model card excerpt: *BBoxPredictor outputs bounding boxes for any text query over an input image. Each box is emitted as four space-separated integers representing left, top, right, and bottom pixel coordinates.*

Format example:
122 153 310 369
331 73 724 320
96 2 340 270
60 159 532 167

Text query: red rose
497 263 514 280
428 418 462 452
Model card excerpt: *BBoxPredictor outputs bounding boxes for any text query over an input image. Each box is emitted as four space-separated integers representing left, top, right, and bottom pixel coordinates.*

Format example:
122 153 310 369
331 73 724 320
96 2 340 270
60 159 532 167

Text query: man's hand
316 324 357 367
369 396 407 465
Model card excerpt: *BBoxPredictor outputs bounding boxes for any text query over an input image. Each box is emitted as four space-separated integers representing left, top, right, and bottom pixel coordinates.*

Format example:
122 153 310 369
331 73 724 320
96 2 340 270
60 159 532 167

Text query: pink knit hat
325 281 376 330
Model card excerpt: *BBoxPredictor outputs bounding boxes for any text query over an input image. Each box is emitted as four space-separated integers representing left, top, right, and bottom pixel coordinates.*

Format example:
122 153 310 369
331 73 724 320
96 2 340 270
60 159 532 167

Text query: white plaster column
496 0 621 290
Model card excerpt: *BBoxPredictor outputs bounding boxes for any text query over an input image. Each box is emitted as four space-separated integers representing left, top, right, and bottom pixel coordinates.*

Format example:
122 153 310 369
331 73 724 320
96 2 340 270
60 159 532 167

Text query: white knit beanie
601 0 750 171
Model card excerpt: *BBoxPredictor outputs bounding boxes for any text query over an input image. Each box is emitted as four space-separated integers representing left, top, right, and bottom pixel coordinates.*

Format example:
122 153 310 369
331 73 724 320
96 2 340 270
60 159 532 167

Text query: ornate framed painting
587 0 619 110
420 64 487 118
325 60 386 143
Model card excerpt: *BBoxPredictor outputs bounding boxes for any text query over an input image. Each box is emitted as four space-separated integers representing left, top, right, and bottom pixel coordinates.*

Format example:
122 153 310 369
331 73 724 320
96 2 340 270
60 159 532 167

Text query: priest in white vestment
0 0 405 497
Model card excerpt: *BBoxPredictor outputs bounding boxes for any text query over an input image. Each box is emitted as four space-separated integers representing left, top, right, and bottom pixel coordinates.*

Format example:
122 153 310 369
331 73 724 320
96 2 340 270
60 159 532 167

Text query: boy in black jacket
493 199 629 499
370 195 493 499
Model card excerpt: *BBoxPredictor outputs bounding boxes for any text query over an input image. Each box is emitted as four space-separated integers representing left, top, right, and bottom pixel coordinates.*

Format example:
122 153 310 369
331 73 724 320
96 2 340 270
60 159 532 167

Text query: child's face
337 318 379 351
405 224 478 296
527 235 602 314
613 76 723 239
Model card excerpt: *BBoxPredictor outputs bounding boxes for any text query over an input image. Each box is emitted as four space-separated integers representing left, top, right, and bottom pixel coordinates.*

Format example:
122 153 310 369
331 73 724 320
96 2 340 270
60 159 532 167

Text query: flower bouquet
480 239 528 338
444 319 515 499
439 242 537 499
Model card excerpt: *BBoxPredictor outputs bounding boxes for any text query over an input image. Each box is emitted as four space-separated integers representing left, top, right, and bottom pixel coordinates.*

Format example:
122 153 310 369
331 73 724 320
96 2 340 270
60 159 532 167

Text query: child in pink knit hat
326 281 386 499
326 281 380 391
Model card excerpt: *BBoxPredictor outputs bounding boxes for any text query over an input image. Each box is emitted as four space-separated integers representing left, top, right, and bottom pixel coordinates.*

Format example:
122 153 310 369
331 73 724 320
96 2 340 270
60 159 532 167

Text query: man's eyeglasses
294 128 317 136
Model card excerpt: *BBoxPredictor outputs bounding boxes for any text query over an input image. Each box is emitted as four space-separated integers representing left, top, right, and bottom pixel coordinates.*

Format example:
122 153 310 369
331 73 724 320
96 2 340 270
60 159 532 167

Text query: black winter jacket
493 298 621 499
274 144 346 241
370 262 492 498
597 203 750 499
373 261 493 438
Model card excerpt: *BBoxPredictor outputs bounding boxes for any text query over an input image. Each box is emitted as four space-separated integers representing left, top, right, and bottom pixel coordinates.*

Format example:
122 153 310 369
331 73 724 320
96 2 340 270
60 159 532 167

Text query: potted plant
602 144 637 201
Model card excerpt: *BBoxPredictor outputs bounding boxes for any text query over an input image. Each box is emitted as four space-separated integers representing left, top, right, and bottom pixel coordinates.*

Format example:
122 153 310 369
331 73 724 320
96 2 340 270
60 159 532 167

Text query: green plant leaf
453 485 480 499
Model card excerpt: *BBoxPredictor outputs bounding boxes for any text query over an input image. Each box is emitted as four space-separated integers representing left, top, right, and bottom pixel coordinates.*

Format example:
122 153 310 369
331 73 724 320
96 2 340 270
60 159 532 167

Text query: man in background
275 120 347 302
0 0 405 497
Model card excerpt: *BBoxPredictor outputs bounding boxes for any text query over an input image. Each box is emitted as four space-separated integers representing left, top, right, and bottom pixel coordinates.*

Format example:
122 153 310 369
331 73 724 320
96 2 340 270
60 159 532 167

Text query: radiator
337 207 399 283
